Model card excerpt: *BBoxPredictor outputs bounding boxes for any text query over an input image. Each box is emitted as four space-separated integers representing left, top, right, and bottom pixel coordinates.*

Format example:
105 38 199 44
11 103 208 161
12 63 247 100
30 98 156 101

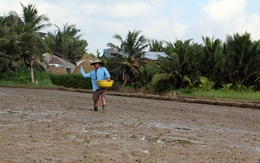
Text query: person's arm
80 66 91 78
103 67 111 81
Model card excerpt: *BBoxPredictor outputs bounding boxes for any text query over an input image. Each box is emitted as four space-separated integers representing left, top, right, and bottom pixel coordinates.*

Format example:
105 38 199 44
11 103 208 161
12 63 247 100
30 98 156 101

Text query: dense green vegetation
0 3 88 73
106 31 260 93
1 68 259 102
0 68 52 86
48 73 92 89
0 68 92 89
1 3 260 98
175 87 260 101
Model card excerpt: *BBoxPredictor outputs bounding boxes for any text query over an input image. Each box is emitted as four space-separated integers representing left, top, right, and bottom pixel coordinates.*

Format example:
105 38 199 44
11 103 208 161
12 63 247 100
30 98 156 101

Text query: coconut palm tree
152 39 200 89
225 32 260 86
0 16 14 71
45 23 88 61
201 36 223 81
132 62 157 89
107 30 148 87
148 39 165 52
9 3 51 82
0 14 20 72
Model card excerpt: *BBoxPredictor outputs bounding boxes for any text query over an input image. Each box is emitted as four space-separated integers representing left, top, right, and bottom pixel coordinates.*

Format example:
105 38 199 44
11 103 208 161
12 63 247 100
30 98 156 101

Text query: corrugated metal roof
144 51 168 60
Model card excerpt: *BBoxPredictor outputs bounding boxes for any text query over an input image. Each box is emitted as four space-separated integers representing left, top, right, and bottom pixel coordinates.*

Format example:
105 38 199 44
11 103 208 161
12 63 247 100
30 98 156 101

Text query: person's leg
101 89 107 111
101 96 106 105
94 100 98 111
93 90 100 111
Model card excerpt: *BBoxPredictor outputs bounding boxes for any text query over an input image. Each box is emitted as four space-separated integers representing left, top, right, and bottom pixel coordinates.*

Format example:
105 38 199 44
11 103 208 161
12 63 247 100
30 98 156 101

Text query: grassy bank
1 80 260 102
0 68 259 103
175 88 260 102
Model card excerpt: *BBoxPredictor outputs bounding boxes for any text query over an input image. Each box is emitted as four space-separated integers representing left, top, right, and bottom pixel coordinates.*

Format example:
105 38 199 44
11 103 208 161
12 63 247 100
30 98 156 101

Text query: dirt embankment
58 86 260 109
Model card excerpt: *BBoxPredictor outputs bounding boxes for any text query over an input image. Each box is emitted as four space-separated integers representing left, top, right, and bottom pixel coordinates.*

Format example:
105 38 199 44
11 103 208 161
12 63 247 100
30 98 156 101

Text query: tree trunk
30 57 35 83
122 74 129 87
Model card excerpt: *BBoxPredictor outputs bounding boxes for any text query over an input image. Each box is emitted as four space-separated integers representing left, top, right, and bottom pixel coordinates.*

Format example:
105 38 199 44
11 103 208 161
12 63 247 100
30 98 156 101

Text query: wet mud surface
0 87 260 163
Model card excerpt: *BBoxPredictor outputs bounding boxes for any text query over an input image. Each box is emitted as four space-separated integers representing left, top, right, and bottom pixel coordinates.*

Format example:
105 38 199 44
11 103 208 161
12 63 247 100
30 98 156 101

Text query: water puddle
149 122 193 131
0 124 20 127
0 110 23 114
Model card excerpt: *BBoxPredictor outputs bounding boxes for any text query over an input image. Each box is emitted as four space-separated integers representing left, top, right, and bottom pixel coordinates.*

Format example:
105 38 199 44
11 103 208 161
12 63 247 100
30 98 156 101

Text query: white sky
1 0 260 55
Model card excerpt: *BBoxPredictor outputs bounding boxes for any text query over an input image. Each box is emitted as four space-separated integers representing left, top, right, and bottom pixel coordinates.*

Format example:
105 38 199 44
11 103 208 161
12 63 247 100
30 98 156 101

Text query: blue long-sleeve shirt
80 67 110 92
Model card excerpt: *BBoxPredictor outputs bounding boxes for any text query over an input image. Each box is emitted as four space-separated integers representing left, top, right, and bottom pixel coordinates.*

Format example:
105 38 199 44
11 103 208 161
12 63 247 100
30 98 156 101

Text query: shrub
0 68 53 85
48 73 92 89
152 82 170 92
199 77 215 91
0 68 30 84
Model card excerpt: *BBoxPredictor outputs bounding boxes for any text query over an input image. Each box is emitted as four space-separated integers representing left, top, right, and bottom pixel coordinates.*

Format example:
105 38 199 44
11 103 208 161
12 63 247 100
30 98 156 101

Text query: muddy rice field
0 87 260 163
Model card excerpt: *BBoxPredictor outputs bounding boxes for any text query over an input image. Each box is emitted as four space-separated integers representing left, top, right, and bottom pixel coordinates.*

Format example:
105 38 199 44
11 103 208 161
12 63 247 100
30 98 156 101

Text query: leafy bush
0 68 30 84
199 77 215 91
0 68 91 88
48 73 92 89
152 82 170 92
221 83 234 92
234 84 250 92
0 68 53 85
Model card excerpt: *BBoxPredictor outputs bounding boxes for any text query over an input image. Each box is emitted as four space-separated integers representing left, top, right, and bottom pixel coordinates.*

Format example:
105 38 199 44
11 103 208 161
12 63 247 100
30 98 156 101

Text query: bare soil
0 87 260 163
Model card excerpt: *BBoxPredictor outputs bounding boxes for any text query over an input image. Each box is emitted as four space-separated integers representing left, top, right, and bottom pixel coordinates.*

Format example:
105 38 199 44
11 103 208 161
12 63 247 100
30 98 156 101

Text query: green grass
0 79 58 89
0 68 56 88
119 85 136 92
0 68 92 89
1 81 259 102
175 87 260 101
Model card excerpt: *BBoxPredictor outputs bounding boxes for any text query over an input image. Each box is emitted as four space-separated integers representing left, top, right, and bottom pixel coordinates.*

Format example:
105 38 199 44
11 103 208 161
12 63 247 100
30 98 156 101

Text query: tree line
1 3 260 91
0 3 87 73
106 31 260 91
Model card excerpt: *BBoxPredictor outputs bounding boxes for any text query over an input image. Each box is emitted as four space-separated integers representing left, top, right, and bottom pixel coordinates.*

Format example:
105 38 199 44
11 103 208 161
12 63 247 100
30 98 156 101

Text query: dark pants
93 89 106 100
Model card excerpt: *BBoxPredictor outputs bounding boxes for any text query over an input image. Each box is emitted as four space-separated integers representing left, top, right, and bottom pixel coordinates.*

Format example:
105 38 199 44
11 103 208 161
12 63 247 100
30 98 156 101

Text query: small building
103 48 119 58
42 52 76 74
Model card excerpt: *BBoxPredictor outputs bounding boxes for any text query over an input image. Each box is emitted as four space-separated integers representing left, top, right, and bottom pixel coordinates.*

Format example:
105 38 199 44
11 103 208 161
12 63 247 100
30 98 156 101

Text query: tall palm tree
132 62 157 89
10 3 51 82
0 14 25 72
152 39 200 88
200 36 224 82
148 39 165 51
45 23 88 61
0 16 14 71
225 32 260 86
107 30 148 87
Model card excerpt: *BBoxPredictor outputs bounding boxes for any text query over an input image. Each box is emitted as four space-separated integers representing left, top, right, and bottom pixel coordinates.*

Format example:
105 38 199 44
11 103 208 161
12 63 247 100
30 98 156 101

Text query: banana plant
199 76 215 91
221 83 234 92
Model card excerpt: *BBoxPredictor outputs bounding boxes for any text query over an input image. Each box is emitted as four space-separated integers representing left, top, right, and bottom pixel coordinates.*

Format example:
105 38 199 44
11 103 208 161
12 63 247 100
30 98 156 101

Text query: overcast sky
1 0 260 55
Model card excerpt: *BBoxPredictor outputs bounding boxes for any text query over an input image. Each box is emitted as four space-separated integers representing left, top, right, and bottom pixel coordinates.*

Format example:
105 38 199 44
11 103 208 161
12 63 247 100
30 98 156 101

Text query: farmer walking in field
80 58 111 111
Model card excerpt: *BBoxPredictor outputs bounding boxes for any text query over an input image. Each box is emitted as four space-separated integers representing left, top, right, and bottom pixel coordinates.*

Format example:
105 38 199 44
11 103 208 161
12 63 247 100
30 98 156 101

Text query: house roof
42 52 77 65
103 48 168 60
144 51 168 60
53 52 76 65
49 57 64 65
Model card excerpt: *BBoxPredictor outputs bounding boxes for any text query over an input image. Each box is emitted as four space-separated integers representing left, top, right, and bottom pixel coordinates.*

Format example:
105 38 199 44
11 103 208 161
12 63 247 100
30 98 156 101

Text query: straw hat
90 58 103 65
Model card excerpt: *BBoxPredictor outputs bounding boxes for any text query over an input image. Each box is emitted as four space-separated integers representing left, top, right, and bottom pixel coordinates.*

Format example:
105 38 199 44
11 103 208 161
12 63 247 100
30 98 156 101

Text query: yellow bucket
97 80 114 88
